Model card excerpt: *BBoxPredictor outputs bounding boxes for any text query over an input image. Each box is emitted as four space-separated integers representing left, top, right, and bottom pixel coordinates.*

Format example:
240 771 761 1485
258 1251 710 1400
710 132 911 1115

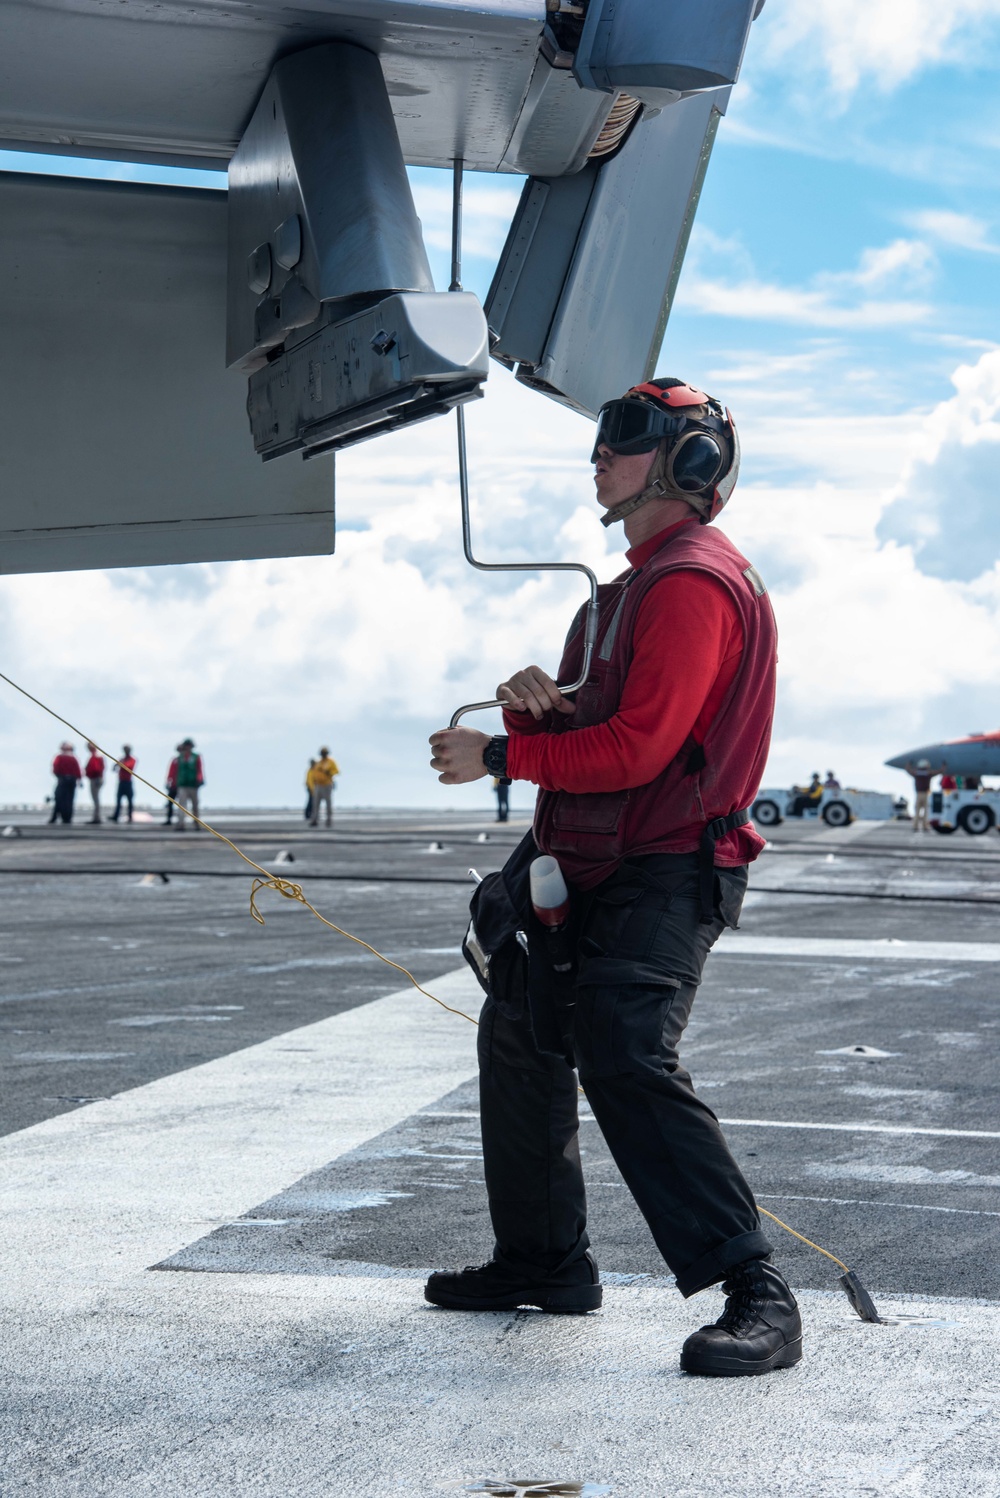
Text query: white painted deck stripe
426 1110 1000 1142
0 965 479 1281
719 1117 1000 1140
717 933 1000 962
758 1193 1000 1219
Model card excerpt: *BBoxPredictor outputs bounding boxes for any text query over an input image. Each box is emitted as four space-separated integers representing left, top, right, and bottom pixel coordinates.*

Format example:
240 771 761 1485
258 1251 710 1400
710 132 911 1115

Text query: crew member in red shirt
425 378 799 1377
110 744 137 824
84 742 105 824
49 741 82 824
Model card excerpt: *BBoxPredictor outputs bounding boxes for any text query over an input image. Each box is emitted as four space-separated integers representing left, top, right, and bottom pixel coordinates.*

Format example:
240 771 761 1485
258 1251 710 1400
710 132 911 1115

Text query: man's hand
429 727 491 784
496 665 576 721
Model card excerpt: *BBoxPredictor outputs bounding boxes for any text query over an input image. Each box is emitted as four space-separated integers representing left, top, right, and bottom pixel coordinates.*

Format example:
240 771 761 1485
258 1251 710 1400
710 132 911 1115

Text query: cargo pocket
550 789 628 837
574 957 681 1081
546 792 630 867
483 938 529 1023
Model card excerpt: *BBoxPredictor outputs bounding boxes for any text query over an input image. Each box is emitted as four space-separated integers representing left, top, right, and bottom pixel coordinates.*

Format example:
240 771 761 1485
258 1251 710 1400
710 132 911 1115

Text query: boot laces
716 1262 765 1336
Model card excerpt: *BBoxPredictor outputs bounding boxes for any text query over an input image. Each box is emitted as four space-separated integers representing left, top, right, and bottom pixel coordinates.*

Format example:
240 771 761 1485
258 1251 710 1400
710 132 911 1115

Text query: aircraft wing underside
0 0 760 573
0 0 590 177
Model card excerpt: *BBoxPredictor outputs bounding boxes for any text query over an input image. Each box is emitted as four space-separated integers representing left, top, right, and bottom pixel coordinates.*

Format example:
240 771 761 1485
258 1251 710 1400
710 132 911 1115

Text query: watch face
484 738 507 776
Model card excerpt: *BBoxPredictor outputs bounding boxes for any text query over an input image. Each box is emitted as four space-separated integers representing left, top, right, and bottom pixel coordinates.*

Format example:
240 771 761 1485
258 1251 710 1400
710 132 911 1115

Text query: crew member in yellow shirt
309 747 340 827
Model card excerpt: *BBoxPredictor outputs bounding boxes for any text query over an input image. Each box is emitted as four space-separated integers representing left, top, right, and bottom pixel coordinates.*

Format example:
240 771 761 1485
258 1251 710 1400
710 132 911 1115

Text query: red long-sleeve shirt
52 754 82 779
505 521 757 860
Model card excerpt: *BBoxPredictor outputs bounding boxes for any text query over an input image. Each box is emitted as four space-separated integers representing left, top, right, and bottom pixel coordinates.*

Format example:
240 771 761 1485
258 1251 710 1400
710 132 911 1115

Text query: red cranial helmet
593 376 740 525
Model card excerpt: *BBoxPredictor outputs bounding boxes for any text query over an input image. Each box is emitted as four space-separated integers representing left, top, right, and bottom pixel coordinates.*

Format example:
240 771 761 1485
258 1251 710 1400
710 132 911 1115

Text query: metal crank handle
446 161 600 735
450 697 504 729
449 598 599 729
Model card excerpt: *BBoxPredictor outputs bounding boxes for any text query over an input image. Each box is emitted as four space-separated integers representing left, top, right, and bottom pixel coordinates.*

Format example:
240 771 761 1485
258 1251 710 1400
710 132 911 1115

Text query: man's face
593 443 659 510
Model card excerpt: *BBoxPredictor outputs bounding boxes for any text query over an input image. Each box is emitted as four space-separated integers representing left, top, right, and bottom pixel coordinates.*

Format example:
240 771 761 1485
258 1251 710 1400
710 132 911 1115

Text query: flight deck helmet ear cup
666 430 725 493
623 380 740 522
704 408 740 522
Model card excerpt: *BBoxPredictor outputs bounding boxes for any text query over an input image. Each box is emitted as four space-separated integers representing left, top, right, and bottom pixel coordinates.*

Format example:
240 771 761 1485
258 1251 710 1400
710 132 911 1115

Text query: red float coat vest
533 524 777 889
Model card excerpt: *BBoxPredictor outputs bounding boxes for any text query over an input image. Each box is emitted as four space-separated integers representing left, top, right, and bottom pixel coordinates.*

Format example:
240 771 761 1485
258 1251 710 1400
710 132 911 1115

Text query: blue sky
3 0 1000 810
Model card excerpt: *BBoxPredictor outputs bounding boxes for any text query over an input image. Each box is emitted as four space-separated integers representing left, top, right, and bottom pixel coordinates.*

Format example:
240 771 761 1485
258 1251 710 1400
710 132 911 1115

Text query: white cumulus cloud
680 234 934 329
877 348 1000 580
756 0 1000 98
904 209 1000 253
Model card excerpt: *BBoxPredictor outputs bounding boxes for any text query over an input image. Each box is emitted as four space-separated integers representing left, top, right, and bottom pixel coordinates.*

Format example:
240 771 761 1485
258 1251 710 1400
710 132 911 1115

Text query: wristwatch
482 735 509 780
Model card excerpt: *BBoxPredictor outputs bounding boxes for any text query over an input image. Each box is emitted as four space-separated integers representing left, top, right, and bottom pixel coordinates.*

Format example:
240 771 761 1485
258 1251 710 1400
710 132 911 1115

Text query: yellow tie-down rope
0 668 478 1026
0 666 885 1319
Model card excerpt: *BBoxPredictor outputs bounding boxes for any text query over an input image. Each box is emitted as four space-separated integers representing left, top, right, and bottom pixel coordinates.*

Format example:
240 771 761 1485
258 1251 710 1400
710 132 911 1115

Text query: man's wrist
482 735 509 779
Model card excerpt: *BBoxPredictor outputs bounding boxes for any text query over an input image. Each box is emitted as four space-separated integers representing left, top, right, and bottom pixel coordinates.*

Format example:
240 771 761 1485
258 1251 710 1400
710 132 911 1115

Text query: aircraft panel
488 88 729 417
0 0 547 171
0 171 335 574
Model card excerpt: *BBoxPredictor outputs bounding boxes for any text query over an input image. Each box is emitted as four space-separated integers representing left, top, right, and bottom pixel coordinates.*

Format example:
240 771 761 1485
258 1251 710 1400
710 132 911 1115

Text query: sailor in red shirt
49 741 83 824
84 742 105 824
109 745 138 824
426 379 799 1377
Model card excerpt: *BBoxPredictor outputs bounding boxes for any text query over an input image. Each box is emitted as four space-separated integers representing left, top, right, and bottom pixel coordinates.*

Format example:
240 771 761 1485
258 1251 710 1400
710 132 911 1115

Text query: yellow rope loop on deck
0 667 478 1027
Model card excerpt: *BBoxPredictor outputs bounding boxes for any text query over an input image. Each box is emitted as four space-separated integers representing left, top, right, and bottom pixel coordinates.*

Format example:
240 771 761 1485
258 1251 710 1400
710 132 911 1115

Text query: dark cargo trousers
477 852 772 1297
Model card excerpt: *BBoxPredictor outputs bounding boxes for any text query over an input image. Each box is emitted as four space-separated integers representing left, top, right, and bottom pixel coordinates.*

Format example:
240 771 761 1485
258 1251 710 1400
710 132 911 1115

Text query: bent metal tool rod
445 156 600 730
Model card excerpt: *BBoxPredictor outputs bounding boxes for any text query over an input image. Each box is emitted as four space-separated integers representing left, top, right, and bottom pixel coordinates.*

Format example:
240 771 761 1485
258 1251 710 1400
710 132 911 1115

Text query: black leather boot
425 1251 602 1314
680 1257 802 1376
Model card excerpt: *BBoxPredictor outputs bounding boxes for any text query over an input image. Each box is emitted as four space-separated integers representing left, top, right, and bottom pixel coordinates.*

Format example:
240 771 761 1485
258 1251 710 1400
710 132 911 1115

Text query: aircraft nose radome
884 742 945 771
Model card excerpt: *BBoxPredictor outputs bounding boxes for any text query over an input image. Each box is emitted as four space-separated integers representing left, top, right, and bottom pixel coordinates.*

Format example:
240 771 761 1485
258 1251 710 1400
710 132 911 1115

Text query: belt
698 808 750 923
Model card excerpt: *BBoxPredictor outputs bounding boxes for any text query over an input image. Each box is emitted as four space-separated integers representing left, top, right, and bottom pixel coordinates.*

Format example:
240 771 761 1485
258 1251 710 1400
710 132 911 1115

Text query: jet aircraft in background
886 733 1000 780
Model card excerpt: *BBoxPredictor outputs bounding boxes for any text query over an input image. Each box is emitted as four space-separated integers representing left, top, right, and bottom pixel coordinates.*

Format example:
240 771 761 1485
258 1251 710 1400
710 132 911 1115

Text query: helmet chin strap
600 440 693 528
599 476 669 528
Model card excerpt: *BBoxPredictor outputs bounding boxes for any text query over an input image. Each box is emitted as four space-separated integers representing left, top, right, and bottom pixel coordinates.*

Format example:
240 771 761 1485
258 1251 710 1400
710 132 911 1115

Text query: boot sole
680 1336 802 1377
424 1284 603 1315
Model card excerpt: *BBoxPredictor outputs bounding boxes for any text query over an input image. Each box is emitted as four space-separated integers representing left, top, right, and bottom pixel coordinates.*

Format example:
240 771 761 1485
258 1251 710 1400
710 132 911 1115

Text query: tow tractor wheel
959 804 994 836
822 800 852 827
753 798 782 827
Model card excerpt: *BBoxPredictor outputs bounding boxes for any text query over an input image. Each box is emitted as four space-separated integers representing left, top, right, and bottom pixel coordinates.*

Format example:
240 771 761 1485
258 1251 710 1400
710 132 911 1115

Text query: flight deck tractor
928 788 1000 836
751 787 908 830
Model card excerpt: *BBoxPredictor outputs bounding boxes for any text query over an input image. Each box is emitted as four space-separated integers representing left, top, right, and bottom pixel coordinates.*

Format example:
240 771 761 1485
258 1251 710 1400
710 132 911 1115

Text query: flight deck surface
2 811 998 1495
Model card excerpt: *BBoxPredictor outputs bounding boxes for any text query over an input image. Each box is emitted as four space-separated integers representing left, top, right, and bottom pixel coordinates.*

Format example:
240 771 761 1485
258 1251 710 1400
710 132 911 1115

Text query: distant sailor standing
305 758 318 823
492 775 510 823
427 378 800 1378
173 739 204 830
49 741 82 825
110 744 137 823
309 747 339 828
84 742 105 824
163 746 180 826
906 758 933 832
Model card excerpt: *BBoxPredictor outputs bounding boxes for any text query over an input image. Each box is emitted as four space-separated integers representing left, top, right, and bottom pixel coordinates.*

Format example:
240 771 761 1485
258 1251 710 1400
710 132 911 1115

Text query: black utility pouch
462 831 578 1062
462 831 536 1021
